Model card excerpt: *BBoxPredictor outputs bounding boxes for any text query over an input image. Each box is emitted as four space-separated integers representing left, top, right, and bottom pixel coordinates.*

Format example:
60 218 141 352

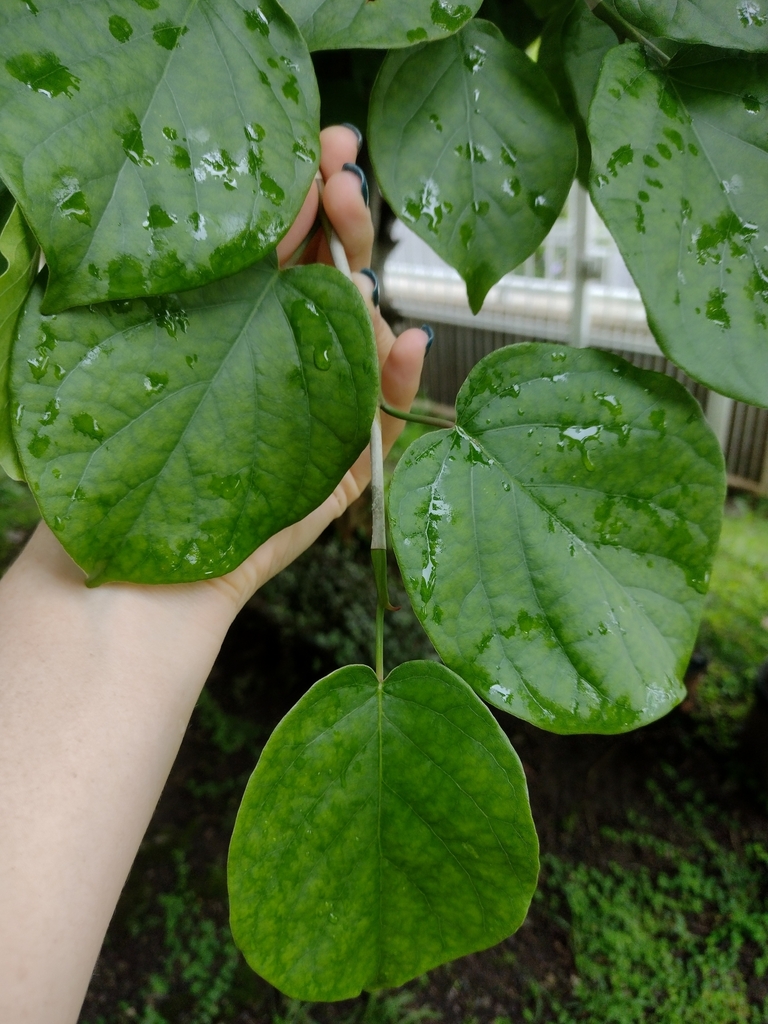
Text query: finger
380 327 431 453
351 271 396 369
323 166 374 272
344 324 430 499
319 124 363 179
277 124 363 267
276 179 319 266
221 324 430 608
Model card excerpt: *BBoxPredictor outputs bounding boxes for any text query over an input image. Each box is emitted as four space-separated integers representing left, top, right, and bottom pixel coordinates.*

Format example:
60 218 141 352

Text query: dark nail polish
360 268 379 307
342 162 370 207
341 122 363 154
421 323 435 356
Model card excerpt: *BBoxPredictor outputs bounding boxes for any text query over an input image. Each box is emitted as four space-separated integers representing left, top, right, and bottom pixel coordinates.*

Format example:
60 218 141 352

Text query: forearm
0 524 236 1024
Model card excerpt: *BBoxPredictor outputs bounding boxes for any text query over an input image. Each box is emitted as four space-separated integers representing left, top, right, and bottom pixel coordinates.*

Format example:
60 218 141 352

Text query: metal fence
384 185 768 495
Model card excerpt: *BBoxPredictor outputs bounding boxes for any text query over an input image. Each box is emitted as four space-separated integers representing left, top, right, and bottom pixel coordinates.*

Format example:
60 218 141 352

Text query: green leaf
589 45 768 408
539 1 618 184
368 20 578 314
389 343 725 735
0 0 320 312
613 0 768 52
0 198 39 481
228 660 539 1000
11 259 377 584
280 0 481 51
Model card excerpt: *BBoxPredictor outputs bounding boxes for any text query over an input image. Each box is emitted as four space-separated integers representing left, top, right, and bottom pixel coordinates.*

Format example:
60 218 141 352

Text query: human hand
0 131 429 1024
19 125 428 626
208 124 429 613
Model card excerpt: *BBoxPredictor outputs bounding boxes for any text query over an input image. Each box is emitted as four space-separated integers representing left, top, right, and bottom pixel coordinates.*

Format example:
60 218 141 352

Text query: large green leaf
612 0 768 52
389 344 725 735
0 198 39 481
368 20 578 314
0 0 319 312
539 2 618 184
228 660 539 1000
589 45 768 407
281 0 482 51
11 259 377 584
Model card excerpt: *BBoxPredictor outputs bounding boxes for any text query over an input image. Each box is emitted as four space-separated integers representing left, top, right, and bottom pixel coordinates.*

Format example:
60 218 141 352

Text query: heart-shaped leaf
0 0 319 312
589 45 768 407
368 20 578 314
280 0 481 51
613 0 768 52
11 259 377 584
389 344 725 735
0 196 39 481
228 660 539 1001
539 1 618 184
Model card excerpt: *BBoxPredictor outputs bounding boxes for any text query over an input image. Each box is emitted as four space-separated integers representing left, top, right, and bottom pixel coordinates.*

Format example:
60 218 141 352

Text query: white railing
383 185 767 493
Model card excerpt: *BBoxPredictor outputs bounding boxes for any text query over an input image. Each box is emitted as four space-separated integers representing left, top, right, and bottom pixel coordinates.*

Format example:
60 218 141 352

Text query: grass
535 776 768 1024
692 499 768 749
114 851 241 1024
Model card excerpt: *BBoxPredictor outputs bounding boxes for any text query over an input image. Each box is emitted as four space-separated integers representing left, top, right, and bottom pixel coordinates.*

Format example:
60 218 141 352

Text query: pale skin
0 126 428 1024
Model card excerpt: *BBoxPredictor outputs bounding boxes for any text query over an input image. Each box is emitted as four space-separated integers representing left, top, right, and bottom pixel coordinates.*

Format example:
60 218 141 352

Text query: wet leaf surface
11 259 377 584
228 660 539 1000
613 0 768 52
0 0 319 311
368 20 577 314
282 0 481 51
539 1 618 184
589 45 768 406
0 197 39 480
389 344 725 735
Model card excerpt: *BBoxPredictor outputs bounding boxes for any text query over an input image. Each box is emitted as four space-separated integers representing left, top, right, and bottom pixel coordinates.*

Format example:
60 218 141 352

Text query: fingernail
360 268 379 307
341 123 363 154
421 323 434 356
342 162 370 207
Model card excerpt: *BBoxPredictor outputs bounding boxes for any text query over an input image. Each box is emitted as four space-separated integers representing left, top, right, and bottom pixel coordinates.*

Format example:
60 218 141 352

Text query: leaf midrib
56 264 279 536
453 423 676 682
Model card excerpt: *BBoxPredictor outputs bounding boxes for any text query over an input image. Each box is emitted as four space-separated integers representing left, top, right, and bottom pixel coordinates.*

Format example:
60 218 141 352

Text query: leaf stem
588 1 671 67
380 400 455 430
375 603 385 683
315 172 393 678
370 407 386 553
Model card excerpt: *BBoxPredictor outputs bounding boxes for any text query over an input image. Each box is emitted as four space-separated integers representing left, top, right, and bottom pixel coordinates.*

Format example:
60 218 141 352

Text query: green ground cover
693 501 768 750
537 784 768 1024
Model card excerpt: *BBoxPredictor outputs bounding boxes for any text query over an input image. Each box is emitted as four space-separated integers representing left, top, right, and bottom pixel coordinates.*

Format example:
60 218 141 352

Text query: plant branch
380 399 455 430
315 173 395 673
